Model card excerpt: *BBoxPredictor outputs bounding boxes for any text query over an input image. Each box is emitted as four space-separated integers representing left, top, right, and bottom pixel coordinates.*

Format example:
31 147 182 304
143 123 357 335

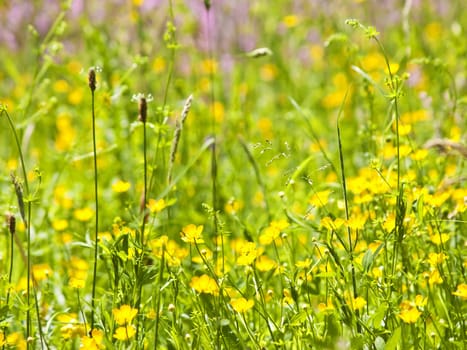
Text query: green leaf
385 326 401 350
289 310 308 326
375 336 386 350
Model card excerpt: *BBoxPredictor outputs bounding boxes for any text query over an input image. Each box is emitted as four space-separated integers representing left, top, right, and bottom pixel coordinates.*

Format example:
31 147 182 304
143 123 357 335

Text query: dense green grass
0 1 466 349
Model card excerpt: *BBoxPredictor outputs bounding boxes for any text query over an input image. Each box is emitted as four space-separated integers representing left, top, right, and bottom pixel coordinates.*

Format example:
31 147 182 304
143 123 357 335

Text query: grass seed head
138 96 147 123
88 68 96 92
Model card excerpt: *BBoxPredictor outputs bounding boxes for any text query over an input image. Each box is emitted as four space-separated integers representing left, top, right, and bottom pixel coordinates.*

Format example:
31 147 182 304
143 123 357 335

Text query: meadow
0 0 466 349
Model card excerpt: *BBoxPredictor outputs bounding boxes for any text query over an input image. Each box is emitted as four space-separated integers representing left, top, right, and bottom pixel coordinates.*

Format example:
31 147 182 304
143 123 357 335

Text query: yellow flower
282 289 295 306
282 15 299 28
69 277 85 289
427 269 443 286
112 180 131 193
0 332 5 347
230 298 254 313
225 198 243 214
180 224 204 244
320 216 345 231
398 301 421 323
52 218 69 231
295 258 312 269
58 313 86 340
190 274 219 295
259 220 288 245
309 190 331 208
452 283 467 300
430 233 450 245
201 59 218 75
151 56 166 73
348 296 367 311
415 295 427 307
255 255 277 272
54 79 69 93
74 207 94 222
80 329 105 349
259 226 280 245
260 63 278 81
112 305 138 326
6 332 27 349
32 263 53 281
237 241 260 266
147 198 167 213
427 252 448 266
113 325 136 341
318 300 335 313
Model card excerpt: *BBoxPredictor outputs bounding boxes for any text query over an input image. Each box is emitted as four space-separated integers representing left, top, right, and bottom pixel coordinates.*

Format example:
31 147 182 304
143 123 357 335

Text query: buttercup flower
113 325 136 341
190 274 218 295
113 305 138 325
230 298 254 313
452 283 467 300
180 224 204 244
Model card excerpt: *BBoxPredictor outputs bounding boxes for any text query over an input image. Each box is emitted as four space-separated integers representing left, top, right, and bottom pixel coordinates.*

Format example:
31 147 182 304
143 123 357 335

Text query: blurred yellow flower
282 289 295 306
452 283 467 300
255 255 277 272
32 263 53 281
190 274 219 295
58 313 86 340
260 63 278 81
113 305 138 325
427 252 448 266
74 207 94 222
225 198 243 214
318 300 335 313
309 190 331 208
113 325 136 341
237 241 260 266
201 59 218 75
52 218 69 231
147 198 167 213
68 88 84 105
282 15 299 28
398 301 421 323
430 233 450 245
348 296 367 311
112 180 131 193
151 56 166 73
0 332 5 347
81 329 105 349
427 269 443 286
230 298 254 313
180 224 204 244
54 79 70 93
295 258 312 269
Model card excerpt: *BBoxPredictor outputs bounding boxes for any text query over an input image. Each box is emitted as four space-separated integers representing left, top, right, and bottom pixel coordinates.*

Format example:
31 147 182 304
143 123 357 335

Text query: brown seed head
7 213 16 235
138 97 147 123
88 68 96 92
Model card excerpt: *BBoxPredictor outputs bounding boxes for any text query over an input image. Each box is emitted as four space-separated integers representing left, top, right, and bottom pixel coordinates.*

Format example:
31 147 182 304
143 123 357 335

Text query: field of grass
0 0 466 349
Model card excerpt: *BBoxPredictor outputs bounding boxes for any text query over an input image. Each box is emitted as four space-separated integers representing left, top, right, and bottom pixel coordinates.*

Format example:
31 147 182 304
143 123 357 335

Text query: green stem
336 88 360 332
90 86 99 331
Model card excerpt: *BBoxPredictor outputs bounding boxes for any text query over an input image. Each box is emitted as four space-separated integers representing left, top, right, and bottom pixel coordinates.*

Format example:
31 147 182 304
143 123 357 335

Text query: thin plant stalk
88 68 99 332
153 244 165 349
2 108 47 349
336 87 361 332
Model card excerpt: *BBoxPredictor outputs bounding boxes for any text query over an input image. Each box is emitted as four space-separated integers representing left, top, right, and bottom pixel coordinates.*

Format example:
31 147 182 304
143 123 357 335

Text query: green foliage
0 0 466 349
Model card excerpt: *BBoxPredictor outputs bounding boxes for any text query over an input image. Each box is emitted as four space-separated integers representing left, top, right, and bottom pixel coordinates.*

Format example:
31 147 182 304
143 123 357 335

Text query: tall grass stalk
147 0 177 200
203 2 225 346
2 108 47 349
336 87 361 333
88 68 99 332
